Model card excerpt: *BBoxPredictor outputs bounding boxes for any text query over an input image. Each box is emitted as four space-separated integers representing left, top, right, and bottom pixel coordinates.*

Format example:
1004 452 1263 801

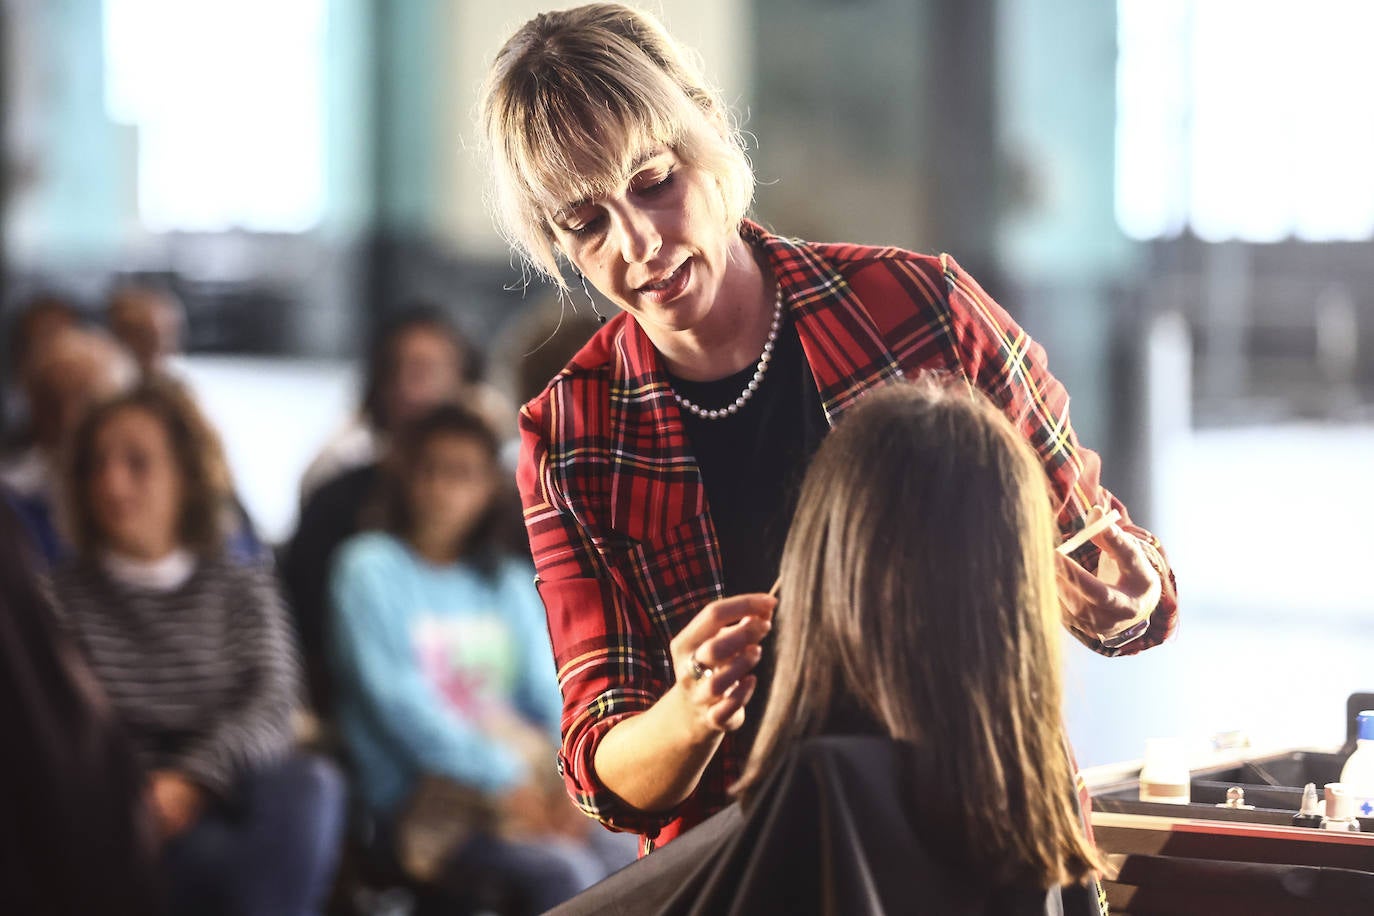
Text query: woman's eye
568 214 604 236
640 170 674 194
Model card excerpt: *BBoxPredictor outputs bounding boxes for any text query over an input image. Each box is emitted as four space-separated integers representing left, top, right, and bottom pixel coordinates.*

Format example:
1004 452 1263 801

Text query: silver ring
689 655 711 681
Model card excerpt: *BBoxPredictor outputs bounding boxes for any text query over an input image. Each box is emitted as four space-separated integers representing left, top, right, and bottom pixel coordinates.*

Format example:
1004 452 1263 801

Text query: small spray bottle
1292 782 1323 829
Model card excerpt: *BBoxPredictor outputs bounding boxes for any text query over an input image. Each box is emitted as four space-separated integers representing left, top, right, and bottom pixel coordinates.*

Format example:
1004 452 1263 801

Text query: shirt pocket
607 511 724 651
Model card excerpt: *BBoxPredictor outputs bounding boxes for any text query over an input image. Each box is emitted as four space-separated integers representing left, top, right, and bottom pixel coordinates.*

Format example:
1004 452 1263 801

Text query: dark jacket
0 502 164 915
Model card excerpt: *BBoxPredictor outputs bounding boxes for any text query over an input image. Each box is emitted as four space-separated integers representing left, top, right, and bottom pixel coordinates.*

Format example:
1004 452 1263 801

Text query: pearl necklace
670 284 784 420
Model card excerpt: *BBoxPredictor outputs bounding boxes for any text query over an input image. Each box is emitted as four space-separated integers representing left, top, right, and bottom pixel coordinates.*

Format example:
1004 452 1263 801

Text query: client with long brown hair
734 378 1106 905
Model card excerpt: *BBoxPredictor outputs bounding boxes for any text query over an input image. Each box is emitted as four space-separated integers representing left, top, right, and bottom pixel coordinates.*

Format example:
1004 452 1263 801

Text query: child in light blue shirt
329 404 628 913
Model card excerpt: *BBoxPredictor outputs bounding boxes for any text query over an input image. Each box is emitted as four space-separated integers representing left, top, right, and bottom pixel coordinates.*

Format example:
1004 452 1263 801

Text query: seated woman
329 404 630 916
47 379 345 916
551 379 1109 915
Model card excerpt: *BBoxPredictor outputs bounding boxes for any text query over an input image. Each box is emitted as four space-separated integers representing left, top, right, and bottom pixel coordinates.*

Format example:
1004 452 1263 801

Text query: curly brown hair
65 376 234 557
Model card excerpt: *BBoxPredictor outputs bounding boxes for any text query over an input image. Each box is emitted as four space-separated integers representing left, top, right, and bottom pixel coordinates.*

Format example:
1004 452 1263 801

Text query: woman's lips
638 260 691 305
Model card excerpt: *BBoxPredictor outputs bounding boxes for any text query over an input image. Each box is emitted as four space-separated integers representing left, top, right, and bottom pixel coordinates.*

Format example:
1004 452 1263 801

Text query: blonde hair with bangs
479 3 755 286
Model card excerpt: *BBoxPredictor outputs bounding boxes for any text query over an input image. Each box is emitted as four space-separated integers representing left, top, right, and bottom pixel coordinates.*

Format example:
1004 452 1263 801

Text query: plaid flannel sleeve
937 254 1179 656
516 397 680 835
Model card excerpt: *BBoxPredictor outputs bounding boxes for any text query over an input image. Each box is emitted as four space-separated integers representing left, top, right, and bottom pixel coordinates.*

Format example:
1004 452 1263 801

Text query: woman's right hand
668 593 776 737
590 592 777 814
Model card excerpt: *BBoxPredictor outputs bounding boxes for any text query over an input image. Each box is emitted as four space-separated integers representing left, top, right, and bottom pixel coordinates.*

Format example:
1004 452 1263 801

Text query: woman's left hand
1057 520 1161 644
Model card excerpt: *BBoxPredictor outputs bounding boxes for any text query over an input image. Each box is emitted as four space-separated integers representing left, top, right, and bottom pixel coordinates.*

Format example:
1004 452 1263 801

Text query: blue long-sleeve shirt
329 532 562 816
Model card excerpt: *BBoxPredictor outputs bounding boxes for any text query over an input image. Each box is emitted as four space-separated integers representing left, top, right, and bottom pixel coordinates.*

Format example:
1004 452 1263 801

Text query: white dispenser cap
1325 783 1354 820
1142 737 1188 781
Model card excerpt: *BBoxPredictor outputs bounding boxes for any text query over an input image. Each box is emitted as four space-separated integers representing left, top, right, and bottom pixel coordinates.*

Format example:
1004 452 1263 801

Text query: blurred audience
284 306 511 717
46 379 345 916
330 404 628 914
107 284 187 378
1 326 138 565
0 318 268 568
1 499 164 916
299 304 510 503
4 292 81 439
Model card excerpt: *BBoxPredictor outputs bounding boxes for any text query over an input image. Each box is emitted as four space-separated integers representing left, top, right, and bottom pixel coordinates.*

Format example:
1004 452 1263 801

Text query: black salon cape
0 501 163 915
550 736 1101 916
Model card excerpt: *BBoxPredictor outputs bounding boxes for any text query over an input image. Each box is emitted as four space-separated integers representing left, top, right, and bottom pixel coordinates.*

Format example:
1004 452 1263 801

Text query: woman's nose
615 207 662 264
93 467 126 508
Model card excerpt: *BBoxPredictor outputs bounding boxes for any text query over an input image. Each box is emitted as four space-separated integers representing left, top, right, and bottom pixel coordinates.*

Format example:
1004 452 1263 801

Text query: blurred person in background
1 325 137 565
298 304 509 503
105 282 272 566
3 292 81 443
330 403 631 915
480 3 1178 853
285 305 511 718
47 379 345 916
492 296 601 471
0 498 164 916
1 319 268 569
497 295 603 408
107 283 187 378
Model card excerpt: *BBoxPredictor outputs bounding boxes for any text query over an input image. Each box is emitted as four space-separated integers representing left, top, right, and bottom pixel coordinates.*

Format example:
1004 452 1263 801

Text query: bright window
1116 0 1374 242
103 0 326 233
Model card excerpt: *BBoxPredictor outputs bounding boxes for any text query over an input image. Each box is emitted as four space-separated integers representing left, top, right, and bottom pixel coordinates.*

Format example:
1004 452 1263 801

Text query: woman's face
407 432 498 552
384 328 465 431
89 407 184 559
549 147 739 335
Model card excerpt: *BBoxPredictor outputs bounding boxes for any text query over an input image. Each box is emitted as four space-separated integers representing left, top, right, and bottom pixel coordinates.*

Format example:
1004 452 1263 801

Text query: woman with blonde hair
482 3 1177 853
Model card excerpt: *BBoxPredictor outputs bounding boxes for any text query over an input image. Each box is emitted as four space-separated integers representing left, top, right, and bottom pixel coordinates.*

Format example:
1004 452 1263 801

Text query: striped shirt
49 554 300 795
517 221 1180 851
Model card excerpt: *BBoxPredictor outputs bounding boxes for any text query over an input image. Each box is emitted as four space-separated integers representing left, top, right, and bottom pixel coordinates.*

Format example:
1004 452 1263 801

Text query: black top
281 462 380 717
666 314 828 595
666 314 829 751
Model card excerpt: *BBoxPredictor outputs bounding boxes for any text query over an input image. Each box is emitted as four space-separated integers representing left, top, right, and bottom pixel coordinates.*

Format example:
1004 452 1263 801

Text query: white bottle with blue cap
1339 710 1374 820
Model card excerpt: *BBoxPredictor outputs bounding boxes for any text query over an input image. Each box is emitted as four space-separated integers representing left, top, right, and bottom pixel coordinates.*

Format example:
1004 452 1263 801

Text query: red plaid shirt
517 221 1179 852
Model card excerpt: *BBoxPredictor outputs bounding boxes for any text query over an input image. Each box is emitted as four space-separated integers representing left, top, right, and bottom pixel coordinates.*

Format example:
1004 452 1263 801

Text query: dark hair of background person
64 376 233 558
0 501 164 915
734 379 1106 890
360 304 484 433
508 300 602 407
363 402 527 575
105 283 186 376
6 291 80 382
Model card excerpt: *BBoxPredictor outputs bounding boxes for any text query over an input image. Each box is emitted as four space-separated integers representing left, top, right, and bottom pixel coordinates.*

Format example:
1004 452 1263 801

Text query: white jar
1339 710 1374 820
1139 737 1190 805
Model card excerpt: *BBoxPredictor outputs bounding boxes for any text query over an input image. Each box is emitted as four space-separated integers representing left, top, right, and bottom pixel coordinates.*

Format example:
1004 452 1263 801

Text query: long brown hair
66 376 234 557
734 377 1105 889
